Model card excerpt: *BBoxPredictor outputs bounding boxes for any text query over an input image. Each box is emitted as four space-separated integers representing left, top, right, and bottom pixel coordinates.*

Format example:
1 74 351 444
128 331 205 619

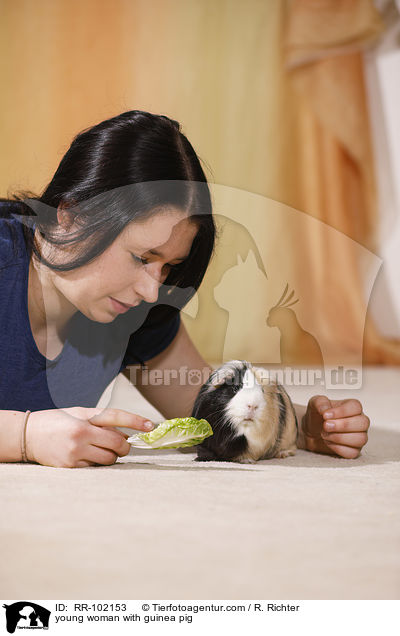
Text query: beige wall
1 0 300 362
0 0 296 203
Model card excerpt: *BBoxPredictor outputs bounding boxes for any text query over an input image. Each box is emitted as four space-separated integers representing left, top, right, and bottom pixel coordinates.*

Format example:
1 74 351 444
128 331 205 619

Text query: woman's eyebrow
146 248 189 261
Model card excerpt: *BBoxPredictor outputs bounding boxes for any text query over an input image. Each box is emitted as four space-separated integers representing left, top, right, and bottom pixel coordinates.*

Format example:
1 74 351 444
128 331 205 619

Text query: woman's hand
25 407 154 468
302 395 370 459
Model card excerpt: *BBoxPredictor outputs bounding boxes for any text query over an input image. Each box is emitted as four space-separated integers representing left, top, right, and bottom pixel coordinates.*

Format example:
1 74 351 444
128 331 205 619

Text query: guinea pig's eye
218 381 237 395
230 383 240 394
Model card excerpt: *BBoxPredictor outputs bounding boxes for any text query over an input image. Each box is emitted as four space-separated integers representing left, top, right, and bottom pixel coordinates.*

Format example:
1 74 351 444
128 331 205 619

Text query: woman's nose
135 263 166 304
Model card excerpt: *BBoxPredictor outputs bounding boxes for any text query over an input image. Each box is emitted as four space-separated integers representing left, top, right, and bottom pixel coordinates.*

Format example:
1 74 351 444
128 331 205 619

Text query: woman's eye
131 254 182 269
131 254 148 266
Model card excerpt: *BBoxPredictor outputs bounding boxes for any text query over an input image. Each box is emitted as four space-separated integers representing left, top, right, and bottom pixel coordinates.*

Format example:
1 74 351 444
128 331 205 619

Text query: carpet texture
1 366 399 600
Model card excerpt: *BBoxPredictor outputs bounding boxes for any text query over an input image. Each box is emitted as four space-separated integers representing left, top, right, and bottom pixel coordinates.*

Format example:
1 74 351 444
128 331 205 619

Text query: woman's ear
56 204 77 232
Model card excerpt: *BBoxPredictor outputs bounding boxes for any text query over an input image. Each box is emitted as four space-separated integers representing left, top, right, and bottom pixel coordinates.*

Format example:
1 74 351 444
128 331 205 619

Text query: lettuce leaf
127 417 213 449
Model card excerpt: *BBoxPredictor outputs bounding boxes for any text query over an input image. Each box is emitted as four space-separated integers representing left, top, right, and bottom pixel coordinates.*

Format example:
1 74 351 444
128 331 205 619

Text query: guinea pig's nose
247 404 258 412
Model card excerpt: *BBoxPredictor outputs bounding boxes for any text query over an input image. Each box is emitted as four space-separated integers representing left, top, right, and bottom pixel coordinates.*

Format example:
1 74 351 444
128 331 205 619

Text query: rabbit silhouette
267 283 324 366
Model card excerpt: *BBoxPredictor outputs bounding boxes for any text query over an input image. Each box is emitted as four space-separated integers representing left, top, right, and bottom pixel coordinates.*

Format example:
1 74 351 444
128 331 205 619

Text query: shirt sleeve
119 312 181 370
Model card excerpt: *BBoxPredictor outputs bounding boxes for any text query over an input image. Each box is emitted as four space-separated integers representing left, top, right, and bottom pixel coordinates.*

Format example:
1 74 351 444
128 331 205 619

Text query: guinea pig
191 360 298 463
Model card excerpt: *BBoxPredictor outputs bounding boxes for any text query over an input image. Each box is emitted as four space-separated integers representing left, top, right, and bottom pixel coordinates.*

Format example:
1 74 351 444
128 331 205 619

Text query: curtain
283 0 400 364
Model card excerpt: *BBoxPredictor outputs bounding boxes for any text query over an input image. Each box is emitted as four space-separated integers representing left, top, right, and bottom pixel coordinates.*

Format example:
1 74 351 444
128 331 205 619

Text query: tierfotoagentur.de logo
2 603 51 633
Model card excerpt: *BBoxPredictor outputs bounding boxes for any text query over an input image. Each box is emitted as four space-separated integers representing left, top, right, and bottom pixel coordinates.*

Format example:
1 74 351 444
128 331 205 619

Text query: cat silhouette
213 250 281 363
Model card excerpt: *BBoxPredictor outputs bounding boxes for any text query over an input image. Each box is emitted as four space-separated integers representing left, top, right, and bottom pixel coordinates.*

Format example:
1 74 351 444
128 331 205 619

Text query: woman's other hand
25 407 154 468
302 395 370 459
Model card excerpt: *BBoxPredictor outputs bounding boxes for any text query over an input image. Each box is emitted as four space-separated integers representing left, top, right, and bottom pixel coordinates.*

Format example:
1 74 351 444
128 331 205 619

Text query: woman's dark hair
1 110 216 331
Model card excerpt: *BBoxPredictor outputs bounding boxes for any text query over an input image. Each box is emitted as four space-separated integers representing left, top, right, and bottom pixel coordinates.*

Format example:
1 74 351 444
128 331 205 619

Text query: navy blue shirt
0 210 180 411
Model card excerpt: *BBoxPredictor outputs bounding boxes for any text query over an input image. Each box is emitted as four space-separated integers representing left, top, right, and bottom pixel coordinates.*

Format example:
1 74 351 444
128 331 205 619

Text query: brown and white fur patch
192 360 298 463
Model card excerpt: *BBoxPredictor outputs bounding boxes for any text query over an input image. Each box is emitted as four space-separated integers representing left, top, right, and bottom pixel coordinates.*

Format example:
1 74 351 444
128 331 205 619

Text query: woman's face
49 207 198 323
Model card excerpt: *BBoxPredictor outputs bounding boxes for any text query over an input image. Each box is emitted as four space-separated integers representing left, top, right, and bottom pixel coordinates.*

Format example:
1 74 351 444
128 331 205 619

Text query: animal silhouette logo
213 250 281 362
2 602 51 633
267 283 324 365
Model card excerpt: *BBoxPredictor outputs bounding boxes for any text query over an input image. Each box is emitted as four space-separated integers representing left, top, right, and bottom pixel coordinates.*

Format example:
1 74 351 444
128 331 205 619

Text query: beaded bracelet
21 410 31 463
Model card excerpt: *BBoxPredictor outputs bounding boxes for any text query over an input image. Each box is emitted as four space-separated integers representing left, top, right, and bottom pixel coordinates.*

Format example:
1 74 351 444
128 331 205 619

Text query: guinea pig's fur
191 360 298 463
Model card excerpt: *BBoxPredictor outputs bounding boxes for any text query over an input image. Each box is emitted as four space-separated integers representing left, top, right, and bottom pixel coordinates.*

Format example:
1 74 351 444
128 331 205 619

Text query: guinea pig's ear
252 366 273 390
209 372 227 389
208 366 236 390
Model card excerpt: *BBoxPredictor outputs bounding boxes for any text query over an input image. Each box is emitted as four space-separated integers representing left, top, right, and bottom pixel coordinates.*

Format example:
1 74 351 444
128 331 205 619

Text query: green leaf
127 417 213 450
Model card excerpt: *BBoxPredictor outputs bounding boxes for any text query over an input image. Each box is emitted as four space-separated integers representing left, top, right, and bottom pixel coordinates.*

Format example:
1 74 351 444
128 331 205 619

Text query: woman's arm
293 403 307 450
0 410 26 462
122 321 213 420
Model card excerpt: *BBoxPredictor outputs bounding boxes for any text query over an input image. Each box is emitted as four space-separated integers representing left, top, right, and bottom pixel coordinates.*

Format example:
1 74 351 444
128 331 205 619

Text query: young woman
0 110 369 467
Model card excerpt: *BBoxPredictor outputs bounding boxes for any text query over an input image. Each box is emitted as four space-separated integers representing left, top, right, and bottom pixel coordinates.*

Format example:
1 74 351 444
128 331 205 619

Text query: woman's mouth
109 297 138 314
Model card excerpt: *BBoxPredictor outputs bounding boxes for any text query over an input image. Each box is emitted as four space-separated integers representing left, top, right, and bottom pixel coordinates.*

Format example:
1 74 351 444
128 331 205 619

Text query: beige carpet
1 366 399 600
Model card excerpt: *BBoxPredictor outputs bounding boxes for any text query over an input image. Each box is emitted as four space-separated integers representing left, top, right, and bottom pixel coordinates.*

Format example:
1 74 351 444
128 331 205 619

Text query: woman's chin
78 305 117 323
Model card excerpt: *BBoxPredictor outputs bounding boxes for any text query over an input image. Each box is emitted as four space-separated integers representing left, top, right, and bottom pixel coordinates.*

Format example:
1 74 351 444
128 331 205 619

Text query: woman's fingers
304 395 370 459
61 408 142 466
310 395 332 415
320 431 368 448
318 442 362 460
102 425 130 439
321 408 369 456
322 398 363 419
86 407 154 431
68 433 129 468
322 414 370 433
81 447 119 466
86 425 131 458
